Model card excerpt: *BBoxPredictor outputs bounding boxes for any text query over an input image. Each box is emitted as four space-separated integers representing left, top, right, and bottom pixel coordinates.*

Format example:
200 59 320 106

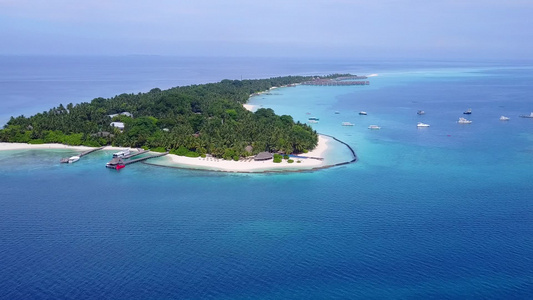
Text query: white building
108 112 133 118
110 122 125 130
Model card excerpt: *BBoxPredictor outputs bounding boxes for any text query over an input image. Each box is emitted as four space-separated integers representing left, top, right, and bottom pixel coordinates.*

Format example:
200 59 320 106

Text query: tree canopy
1 74 350 157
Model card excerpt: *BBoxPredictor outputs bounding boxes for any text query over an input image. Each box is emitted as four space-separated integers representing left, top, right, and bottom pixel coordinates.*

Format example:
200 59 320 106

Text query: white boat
359 111 367 115
417 122 430 127
458 117 472 124
463 108 472 114
113 149 130 158
342 122 354 126
368 125 381 130
417 110 425 115
499 116 510 121
308 120 319 124
519 112 533 118
68 156 80 163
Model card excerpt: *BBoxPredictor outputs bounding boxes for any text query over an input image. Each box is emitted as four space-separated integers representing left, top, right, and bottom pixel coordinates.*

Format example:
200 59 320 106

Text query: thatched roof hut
107 157 124 166
254 152 273 161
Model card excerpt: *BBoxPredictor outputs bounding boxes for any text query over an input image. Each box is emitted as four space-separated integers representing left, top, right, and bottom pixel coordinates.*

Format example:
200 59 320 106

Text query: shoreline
0 134 357 173
0 143 137 152
242 104 256 112
151 134 330 172
1 81 357 173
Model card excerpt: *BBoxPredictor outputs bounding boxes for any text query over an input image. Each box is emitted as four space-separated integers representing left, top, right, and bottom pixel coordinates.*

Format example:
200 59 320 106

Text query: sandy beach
1 135 331 173
242 104 256 112
0 143 134 152
0 143 93 151
157 135 330 172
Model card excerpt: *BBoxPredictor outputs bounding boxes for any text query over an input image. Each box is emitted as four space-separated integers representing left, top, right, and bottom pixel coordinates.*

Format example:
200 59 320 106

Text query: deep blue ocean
1 56 533 299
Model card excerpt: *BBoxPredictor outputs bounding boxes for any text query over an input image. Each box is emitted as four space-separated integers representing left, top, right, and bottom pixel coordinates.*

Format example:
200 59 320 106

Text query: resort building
110 122 125 131
254 152 273 161
108 112 133 118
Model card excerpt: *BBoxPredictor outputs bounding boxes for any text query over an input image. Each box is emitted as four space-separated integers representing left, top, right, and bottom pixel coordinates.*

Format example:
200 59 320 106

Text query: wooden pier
80 146 105 157
289 155 324 161
302 79 370 86
60 146 105 163
122 149 148 159
106 151 168 169
123 152 168 165
334 76 368 80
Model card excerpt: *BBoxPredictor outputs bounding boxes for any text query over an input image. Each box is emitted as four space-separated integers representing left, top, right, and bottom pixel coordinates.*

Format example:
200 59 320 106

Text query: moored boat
368 125 381 130
308 117 319 124
113 149 130 157
342 122 354 126
68 156 80 163
519 112 533 118
499 116 510 121
359 111 367 115
417 110 425 115
463 108 472 114
335 111 340 114
417 122 430 127
458 117 472 124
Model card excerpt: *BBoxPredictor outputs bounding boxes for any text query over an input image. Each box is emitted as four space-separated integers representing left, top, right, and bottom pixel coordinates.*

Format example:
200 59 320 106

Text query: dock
289 155 324 161
301 79 370 86
122 149 148 159
106 151 168 169
80 146 105 157
60 146 105 163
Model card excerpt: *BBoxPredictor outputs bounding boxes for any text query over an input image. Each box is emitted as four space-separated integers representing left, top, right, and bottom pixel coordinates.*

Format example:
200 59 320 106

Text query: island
0 74 356 172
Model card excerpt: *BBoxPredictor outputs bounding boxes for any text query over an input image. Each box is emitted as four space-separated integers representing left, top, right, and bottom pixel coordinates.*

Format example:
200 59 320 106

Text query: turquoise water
1 58 533 299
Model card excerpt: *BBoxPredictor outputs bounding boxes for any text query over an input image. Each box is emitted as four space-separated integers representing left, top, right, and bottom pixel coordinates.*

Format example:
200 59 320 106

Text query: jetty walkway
80 146 105 157
106 151 168 169
122 149 148 159
302 79 370 86
60 146 105 163
122 152 168 166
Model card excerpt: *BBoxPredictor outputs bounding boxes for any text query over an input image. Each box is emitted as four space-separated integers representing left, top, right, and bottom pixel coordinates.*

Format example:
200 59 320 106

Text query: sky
1 0 532 59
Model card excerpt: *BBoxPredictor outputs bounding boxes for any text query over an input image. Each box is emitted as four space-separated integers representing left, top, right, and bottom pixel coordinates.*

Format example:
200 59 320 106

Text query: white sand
0 143 137 152
159 135 330 172
0 136 330 173
242 104 256 112
0 143 92 151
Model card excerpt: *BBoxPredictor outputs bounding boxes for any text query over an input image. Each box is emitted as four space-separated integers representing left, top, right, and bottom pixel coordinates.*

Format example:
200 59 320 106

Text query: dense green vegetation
1 74 349 158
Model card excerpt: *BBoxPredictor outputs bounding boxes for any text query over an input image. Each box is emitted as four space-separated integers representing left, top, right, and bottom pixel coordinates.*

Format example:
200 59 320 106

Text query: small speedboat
342 122 354 126
499 116 510 121
458 117 472 124
417 110 425 115
463 108 472 114
368 125 381 130
417 122 430 127
519 112 533 118
359 111 367 115
68 156 80 163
